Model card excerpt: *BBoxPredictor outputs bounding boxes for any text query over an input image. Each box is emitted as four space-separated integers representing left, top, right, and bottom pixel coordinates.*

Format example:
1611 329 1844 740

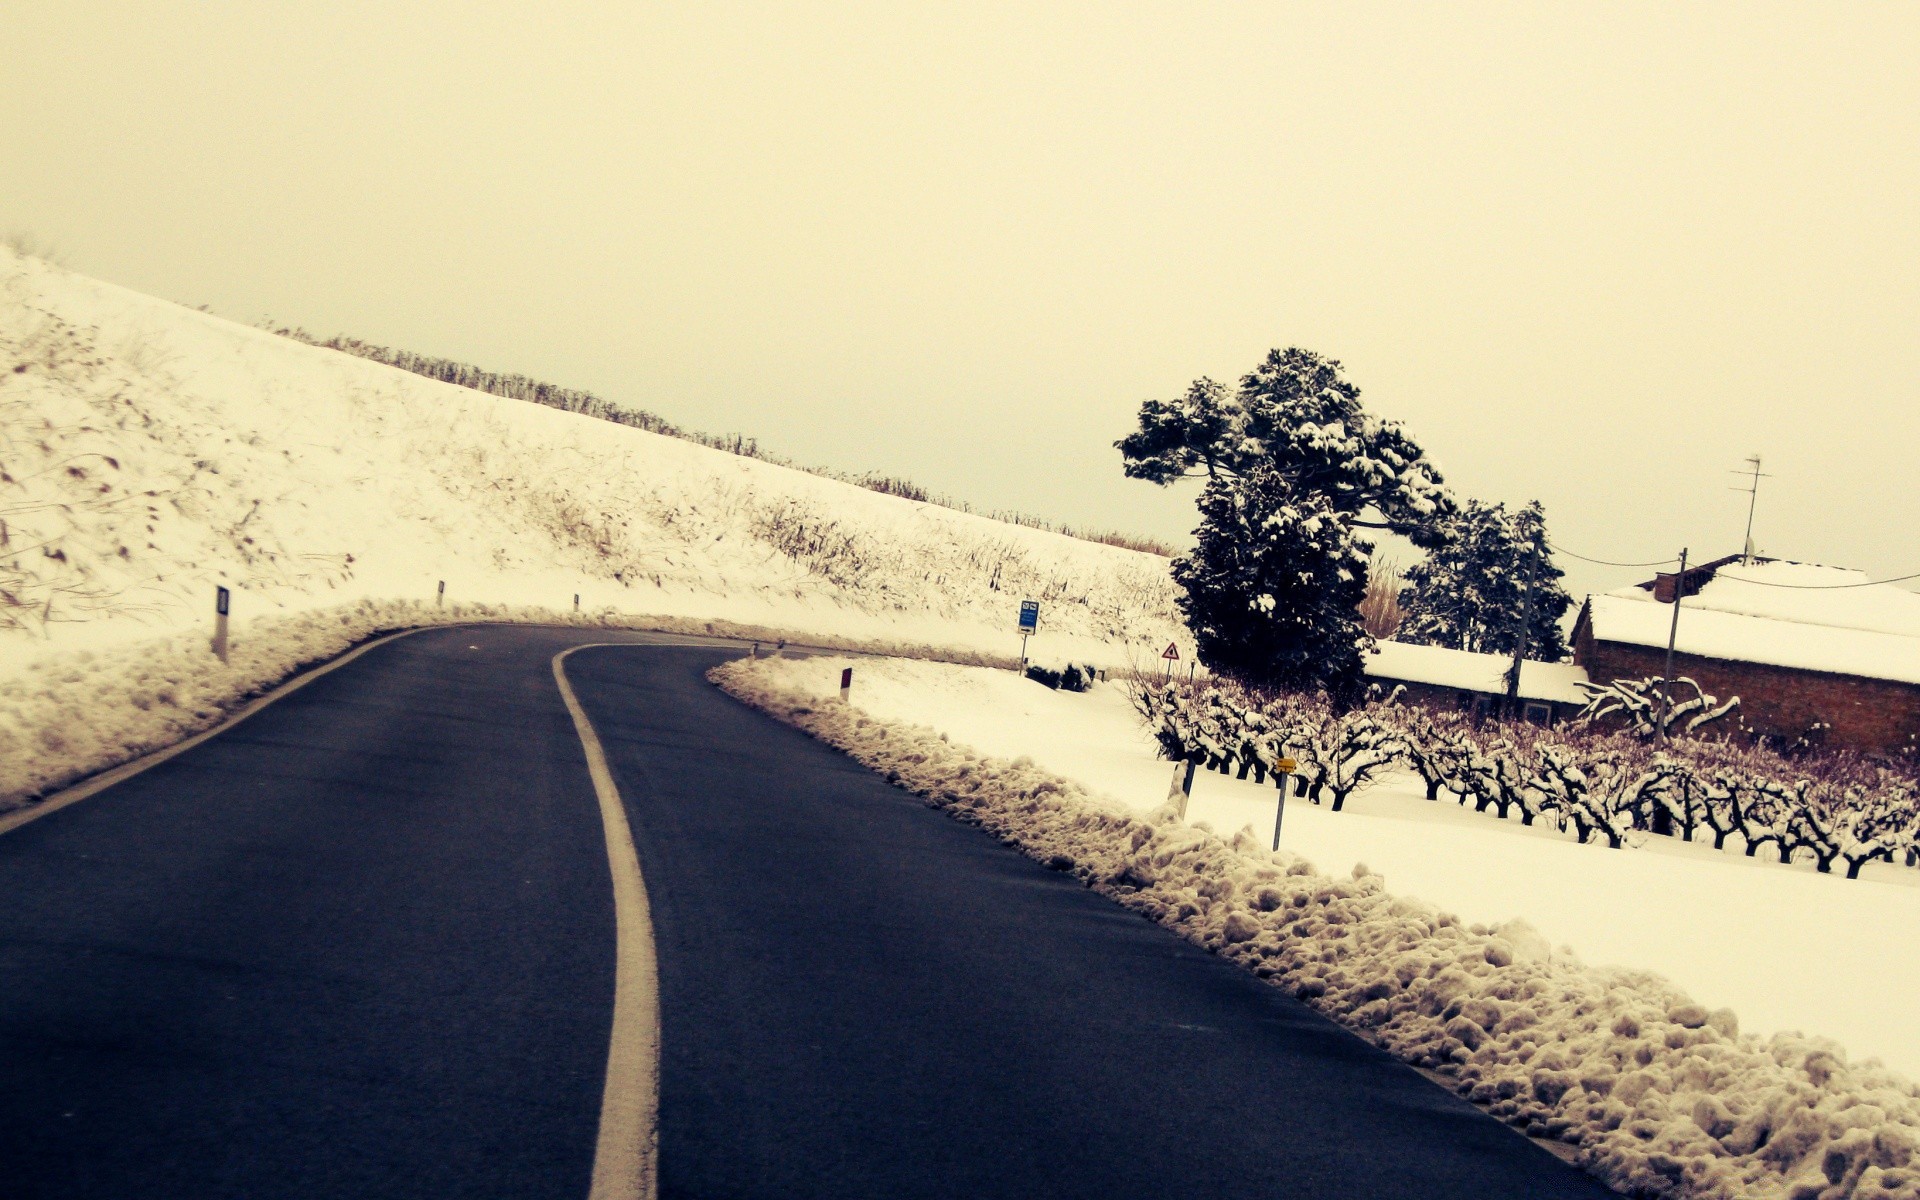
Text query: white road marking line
553 645 662 1200
0 627 430 838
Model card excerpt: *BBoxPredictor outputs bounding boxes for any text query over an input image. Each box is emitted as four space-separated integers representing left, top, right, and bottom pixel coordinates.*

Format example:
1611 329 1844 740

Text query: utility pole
1504 531 1542 719
1731 455 1769 565
1658 547 1688 742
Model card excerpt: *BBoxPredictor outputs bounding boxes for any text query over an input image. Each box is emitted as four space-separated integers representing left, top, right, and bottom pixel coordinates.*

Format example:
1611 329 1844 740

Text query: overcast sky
5 2 1916 602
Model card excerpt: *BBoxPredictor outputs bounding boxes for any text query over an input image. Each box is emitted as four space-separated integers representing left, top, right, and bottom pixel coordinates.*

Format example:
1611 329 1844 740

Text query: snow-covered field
718 654 1920 1200
1 247 1183 803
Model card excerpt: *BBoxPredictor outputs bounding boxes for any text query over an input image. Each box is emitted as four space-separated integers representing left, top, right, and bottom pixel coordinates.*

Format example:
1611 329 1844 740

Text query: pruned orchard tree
1118 348 1453 701
1397 499 1571 659
1576 675 1741 740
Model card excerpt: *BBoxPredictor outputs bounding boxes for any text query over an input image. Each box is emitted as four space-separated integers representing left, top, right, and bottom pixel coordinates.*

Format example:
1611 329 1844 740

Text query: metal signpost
1018 600 1039 669
212 586 231 663
1271 757 1298 850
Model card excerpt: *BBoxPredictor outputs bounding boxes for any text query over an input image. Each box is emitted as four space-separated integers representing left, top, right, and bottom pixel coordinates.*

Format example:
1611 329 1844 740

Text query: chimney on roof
1648 556 1739 603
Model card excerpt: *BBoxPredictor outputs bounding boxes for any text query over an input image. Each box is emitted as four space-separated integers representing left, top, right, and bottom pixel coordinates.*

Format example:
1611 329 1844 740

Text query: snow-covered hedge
1137 679 1920 879
0 599 1010 810
713 657 1920 1200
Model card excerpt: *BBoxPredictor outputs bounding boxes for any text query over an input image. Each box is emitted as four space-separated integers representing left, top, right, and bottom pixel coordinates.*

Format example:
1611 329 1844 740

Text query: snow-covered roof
1365 640 1590 705
1584 558 1920 686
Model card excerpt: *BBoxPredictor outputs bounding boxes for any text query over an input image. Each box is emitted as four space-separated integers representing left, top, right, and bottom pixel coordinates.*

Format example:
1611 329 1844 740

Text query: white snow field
0 247 1182 804
717 654 1920 1200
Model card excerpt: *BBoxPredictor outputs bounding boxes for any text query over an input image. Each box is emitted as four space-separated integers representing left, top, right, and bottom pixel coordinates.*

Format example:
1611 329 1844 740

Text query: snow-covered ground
755 654 1920 1083
0 246 1182 676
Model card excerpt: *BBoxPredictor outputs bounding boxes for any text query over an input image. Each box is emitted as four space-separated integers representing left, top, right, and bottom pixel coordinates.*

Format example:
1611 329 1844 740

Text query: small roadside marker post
839 666 853 703
1169 757 1198 820
573 593 580 612
1161 641 1179 679
1017 600 1039 671
437 580 445 608
1271 757 1299 850
212 586 231 663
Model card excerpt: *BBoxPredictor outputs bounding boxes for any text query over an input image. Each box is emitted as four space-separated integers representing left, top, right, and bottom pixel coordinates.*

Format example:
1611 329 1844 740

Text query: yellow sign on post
1271 756 1298 851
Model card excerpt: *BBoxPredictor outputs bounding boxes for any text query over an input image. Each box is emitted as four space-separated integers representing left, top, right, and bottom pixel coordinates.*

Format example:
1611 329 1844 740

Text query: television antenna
1730 455 1770 565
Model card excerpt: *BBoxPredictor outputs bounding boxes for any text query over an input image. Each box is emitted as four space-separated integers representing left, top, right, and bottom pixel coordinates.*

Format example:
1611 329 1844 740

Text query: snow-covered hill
0 247 1182 670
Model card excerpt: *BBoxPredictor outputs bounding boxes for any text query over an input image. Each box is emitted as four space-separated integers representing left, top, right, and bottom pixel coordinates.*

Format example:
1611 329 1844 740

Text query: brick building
1570 556 1920 753
1365 639 1590 725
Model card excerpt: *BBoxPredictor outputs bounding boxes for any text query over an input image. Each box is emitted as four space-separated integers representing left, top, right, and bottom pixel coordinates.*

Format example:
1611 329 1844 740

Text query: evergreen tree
1172 466 1374 699
1119 348 1454 698
1398 499 1570 660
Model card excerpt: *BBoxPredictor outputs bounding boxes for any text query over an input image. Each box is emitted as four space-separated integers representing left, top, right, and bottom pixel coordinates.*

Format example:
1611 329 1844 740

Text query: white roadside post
839 666 852 703
1017 600 1039 672
437 579 446 608
1271 756 1299 850
211 586 231 664
573 593 580 613
1168 758 1198 821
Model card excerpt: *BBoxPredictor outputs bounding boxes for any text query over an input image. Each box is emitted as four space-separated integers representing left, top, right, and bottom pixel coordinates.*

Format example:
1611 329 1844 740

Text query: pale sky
5 2 1916 603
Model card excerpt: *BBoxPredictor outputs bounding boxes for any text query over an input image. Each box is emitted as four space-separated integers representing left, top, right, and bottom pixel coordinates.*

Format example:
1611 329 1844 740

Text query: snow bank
714 656 1920 1200
0 599 1005 810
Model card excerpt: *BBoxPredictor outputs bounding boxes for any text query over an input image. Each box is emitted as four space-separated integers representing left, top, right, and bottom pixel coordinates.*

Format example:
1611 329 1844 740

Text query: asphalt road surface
0 624 1620 1199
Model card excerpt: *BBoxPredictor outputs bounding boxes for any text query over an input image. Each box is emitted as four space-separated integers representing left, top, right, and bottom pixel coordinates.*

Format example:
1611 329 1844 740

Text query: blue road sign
1018 600 1039 633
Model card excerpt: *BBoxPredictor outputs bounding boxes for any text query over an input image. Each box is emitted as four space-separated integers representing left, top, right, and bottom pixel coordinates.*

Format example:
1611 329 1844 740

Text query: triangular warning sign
1162 642 1180 660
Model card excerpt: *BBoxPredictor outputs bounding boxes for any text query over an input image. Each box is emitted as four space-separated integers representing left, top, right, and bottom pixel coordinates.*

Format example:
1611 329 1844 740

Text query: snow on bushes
713 656 1920 1200
1136 678 1920 879
0 599 1009 810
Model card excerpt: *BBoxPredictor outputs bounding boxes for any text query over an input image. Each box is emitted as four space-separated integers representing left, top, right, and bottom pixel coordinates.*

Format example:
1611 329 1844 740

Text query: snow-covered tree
1171 468 1376 698
1575 676 1740 740
1397 499 1570 659
1532 738 1664 849
1119 348 1453 698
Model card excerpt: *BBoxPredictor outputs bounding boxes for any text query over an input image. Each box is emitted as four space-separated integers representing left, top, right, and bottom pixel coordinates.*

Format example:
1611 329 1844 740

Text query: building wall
1368 676 1572 725
1579 639 1920 753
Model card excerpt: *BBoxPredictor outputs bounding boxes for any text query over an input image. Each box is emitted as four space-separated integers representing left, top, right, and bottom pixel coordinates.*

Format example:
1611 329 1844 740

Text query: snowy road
0 627 1615 1198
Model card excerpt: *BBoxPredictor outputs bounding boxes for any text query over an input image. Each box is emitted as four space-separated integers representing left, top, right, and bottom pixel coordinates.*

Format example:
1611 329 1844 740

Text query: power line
1707 570 1920 591
1545 541 1678 569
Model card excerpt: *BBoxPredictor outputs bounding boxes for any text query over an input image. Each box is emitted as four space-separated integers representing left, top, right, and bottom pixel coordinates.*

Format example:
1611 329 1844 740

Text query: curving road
0 625 1618 1199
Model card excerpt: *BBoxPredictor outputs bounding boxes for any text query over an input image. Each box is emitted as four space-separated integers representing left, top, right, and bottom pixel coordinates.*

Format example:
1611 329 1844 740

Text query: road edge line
553 646 661 1200
0 626 432 838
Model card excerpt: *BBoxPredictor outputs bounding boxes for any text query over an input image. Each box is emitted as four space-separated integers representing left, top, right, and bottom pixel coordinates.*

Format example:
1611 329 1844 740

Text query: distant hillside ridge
266 325 1176 559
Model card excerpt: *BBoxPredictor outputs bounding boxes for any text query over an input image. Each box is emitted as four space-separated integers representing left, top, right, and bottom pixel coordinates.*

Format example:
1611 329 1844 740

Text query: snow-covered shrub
1451 721 1559 821
1397 706 1475 802
1293 708 1405 811
1532 737 1664 849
